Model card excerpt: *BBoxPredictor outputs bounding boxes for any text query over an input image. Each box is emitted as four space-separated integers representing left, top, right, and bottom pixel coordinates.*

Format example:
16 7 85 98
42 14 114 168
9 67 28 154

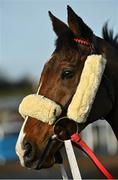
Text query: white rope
64 140 82 180
59 164 68 180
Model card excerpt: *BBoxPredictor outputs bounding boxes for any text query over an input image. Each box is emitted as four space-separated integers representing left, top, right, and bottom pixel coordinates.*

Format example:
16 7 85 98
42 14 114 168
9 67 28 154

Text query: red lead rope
71 133 114 179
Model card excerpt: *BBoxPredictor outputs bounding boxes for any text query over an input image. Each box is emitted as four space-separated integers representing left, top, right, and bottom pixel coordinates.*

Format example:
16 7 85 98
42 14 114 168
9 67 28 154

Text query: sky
1 0 118 81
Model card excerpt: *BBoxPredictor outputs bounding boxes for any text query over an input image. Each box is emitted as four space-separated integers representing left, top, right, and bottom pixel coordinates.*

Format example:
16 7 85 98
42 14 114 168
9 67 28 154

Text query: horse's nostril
23 140 35 160
24 142 32 157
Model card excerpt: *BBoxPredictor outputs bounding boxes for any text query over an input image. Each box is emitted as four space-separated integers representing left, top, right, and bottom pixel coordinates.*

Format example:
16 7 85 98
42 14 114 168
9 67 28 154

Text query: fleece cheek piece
67 55 107 123
19 95 62 125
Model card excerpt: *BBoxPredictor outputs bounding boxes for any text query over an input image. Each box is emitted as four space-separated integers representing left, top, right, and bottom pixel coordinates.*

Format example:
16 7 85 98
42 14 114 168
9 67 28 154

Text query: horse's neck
97 37 118 139
96 37 118 61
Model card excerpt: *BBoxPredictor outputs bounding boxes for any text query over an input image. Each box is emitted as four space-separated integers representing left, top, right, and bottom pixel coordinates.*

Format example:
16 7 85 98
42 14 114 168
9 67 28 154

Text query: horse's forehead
39 49 80 90
46 49 79 68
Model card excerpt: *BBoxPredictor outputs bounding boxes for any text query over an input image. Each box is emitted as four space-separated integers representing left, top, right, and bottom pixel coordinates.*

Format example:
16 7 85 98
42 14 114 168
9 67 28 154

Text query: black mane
102 22 118 49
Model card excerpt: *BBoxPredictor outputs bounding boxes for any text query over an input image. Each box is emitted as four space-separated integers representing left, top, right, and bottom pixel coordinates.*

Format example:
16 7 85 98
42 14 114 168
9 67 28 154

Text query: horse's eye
61 69 74 80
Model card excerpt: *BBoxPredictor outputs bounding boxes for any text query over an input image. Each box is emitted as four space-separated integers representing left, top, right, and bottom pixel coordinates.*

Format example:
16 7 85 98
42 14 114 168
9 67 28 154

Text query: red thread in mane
74 38 95 54
74 38 91 46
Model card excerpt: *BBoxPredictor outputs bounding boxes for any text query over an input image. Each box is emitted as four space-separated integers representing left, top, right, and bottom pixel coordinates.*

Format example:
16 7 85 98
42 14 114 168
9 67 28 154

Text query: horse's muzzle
22 136 63 169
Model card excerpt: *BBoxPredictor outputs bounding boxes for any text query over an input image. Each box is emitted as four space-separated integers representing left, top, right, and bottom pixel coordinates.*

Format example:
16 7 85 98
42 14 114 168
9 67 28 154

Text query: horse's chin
23 153 59 170
35 156 55 170
23 156 54 170
35 151 62 169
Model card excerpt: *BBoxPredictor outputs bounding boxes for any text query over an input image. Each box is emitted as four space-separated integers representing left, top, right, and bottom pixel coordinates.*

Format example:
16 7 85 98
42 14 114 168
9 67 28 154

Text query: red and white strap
71 133 114 179
60 134 114 180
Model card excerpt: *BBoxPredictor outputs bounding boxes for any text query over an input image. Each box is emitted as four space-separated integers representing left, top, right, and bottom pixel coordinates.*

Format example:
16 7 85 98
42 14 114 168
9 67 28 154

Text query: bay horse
16 6 118 170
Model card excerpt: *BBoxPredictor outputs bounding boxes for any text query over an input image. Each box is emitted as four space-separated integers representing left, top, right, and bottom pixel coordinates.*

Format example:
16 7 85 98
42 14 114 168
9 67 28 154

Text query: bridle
18 38 114 179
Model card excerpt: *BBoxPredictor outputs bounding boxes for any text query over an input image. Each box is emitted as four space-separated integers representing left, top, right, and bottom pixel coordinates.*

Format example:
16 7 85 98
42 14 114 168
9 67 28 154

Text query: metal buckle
52 117 78 142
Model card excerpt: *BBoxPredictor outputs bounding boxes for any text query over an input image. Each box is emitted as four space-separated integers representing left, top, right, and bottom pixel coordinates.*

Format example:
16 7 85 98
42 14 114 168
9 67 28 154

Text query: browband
19 55 106 125
74 38 92 46
74 38 95 54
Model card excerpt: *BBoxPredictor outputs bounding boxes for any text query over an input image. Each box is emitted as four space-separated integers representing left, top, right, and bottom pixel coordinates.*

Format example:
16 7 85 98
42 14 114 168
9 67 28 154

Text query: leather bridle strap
71 133 114 179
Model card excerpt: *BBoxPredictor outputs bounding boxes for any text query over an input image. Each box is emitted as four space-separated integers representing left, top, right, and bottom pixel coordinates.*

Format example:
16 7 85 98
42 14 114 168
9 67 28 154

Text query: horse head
16 6 113 170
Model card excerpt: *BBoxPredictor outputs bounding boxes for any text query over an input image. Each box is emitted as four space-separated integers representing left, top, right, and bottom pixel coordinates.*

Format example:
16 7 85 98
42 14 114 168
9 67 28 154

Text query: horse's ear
67 6 93 41
48 11 69 36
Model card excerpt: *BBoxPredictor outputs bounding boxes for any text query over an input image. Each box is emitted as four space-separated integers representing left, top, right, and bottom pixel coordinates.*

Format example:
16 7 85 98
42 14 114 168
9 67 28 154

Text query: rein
53 118 114 180
71 134 114 179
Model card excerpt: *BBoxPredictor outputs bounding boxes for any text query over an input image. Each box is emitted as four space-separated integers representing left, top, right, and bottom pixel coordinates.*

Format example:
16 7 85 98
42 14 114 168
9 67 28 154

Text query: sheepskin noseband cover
19 54 106 125
19 95 62 125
